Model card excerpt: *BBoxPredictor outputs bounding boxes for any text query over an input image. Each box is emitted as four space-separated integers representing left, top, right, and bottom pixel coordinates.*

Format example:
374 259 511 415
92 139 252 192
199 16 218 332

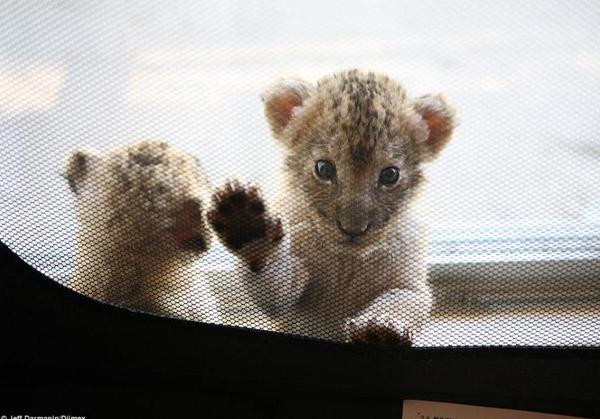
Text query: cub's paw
208 180 283 271
345 317 413 347
169 198 210 253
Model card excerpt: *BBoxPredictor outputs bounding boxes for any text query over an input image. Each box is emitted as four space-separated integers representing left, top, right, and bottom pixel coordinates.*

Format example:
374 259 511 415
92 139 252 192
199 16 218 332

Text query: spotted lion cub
62 140 221 323
209 70 455 345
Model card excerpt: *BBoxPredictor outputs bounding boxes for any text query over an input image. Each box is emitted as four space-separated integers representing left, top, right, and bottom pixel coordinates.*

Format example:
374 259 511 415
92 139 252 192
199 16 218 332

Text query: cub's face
287 123 423 247
62 140 212 254
263 70 455 248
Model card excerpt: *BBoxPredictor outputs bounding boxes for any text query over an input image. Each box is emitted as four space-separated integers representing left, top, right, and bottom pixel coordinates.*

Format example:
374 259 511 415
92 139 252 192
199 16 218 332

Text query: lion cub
209 69 455 345
62 140 220 323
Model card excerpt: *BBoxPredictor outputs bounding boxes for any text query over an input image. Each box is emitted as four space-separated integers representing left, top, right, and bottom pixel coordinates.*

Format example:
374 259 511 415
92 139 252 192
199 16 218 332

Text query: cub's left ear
411 94 456 161
261 78 314 143
61 149 97 195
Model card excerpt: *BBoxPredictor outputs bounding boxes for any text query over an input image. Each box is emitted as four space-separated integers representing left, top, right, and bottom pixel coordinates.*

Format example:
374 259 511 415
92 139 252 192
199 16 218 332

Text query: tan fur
62 140 220 323
211 69 455 343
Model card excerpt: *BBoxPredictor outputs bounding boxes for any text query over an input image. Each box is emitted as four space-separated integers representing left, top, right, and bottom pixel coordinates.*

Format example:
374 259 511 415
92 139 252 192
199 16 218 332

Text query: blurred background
1 0 599 345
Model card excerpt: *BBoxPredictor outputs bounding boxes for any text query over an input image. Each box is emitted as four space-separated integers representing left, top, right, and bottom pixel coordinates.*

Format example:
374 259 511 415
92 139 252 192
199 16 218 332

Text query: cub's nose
336 219 369 238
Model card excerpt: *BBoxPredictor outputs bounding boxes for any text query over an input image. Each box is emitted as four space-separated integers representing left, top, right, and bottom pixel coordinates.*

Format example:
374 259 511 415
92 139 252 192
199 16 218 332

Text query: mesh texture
1 0 599 347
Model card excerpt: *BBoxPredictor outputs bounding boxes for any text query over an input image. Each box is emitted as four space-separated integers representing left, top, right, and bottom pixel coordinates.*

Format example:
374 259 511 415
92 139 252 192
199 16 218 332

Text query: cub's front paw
208 180 283 271
169 198 210 253
345 317 414 347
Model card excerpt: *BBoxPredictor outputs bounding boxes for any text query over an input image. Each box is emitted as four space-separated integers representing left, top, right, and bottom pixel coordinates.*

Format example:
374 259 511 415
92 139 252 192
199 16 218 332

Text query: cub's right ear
261 78 314 141
61 150 97 195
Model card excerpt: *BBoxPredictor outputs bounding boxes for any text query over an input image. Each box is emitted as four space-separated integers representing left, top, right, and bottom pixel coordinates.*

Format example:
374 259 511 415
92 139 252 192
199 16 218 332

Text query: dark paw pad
208 181 282 251
179 235 207 252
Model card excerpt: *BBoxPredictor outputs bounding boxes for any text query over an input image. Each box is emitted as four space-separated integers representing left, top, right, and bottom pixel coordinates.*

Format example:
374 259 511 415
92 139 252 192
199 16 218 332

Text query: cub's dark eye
315 160 336 180
379 166 400 186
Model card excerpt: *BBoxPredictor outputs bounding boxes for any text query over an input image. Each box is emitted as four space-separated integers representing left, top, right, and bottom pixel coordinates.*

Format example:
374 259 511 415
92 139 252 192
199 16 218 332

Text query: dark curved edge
1 241 599 418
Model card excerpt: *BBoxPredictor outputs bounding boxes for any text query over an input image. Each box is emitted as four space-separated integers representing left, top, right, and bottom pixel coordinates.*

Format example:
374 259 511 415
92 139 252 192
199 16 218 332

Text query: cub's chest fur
296 229 396 316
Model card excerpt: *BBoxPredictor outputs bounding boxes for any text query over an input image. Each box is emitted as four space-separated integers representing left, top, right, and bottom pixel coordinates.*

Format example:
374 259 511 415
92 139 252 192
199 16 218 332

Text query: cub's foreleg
345 287 432 347
208 181 309 316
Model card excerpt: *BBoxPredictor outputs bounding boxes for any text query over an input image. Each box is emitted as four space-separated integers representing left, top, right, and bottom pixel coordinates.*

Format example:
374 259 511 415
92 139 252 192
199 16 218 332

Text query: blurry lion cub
63 140 220 323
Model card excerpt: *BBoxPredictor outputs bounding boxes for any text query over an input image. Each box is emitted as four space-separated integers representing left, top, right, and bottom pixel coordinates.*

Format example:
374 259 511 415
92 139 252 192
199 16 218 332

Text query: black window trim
1 241 599 417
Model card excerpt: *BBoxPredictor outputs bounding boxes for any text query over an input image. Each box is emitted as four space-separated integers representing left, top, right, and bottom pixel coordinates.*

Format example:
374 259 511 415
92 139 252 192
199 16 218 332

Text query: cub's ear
261 78 314 141
411 94 456 161
61 149 97 194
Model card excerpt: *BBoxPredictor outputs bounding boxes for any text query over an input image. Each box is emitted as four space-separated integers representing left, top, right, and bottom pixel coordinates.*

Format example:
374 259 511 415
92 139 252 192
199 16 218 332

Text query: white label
402 400 585 419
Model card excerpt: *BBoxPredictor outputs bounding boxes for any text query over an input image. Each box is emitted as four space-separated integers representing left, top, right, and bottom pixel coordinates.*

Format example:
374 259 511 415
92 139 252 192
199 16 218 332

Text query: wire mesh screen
1 1 599 347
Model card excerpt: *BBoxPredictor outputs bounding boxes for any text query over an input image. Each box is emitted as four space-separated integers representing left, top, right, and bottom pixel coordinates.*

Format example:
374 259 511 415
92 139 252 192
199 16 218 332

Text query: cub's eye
315 160 336 180
379 166 400 186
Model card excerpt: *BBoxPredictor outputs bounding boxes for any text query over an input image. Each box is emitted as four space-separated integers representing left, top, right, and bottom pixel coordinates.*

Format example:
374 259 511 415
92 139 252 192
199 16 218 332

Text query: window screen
1 0 599 347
